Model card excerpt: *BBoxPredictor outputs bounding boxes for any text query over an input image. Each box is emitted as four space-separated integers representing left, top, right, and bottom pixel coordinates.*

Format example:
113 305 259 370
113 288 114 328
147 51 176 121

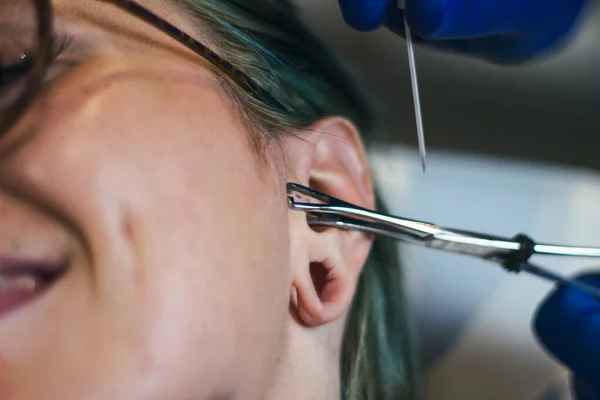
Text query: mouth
0 256 68 318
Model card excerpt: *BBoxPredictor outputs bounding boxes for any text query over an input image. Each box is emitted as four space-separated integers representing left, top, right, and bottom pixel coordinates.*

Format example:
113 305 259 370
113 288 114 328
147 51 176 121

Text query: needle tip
421 156 427 173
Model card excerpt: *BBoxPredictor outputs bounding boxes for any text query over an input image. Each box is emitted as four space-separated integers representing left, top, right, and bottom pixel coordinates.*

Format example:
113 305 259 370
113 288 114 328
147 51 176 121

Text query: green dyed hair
174 1 418 398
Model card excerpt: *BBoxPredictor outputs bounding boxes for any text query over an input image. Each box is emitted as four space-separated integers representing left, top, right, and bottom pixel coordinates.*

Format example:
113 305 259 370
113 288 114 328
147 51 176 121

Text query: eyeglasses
0 0 277 138
288 183 600 301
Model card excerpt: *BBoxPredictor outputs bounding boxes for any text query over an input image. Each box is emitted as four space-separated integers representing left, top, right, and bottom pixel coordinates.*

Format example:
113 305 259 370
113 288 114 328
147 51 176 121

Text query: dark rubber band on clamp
503 234 536 273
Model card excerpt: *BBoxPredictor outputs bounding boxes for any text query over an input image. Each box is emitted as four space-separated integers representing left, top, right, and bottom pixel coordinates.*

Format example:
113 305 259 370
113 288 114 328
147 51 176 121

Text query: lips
0 256 67 318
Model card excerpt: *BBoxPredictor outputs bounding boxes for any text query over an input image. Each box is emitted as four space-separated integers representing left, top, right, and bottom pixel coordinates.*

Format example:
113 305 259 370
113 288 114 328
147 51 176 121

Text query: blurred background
298 1 600 170
296 2 600 399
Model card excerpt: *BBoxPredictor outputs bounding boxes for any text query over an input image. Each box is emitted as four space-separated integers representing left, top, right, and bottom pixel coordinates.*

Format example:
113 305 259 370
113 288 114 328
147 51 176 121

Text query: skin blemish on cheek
122 211 134 241
119 204 147 291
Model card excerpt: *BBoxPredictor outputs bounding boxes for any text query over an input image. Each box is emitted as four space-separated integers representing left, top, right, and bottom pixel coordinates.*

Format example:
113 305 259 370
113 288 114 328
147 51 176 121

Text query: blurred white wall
369 145 600 400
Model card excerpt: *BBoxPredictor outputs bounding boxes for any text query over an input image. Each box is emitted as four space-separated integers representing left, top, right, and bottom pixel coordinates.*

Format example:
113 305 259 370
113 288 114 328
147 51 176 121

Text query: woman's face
0 1 293 398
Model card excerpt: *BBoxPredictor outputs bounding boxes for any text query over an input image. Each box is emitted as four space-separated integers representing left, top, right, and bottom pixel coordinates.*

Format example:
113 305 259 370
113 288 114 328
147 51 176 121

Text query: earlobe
285 116 374 327
292 250 356 326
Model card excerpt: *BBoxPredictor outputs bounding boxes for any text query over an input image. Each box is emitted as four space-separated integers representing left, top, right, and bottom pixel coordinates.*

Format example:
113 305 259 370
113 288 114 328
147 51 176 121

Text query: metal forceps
287 182 600 301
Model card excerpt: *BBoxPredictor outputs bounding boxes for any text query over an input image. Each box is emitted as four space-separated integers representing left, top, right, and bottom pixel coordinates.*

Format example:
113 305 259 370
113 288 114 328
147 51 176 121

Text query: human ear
285 117 374 326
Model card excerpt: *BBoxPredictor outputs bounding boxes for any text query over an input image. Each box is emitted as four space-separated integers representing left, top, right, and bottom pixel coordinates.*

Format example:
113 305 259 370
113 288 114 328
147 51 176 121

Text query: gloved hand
534 273 600 400
337 0 589 63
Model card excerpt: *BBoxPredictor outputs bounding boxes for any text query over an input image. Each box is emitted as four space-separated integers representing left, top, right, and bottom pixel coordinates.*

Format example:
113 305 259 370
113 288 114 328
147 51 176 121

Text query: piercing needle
401 1 427 172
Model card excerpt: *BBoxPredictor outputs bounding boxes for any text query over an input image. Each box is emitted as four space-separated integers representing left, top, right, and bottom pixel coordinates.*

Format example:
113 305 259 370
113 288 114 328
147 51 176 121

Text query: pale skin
0 1 375 399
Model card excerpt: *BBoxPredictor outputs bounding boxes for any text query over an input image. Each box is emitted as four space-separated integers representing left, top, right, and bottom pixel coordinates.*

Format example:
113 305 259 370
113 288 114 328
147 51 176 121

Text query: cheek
111 110 291 397
4 70 292 397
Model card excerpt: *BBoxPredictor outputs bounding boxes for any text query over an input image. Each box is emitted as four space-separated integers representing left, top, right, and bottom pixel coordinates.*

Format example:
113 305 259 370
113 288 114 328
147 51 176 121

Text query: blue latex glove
337 0 588 63
534 273 600 400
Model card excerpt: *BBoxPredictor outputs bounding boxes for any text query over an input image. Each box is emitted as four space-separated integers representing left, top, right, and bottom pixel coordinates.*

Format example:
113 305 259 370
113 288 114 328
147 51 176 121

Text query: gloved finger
572 376 600 400
397 0 587 40
533 273 600 384
338 0 390 32
384 2 584 64
342 0 586 63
